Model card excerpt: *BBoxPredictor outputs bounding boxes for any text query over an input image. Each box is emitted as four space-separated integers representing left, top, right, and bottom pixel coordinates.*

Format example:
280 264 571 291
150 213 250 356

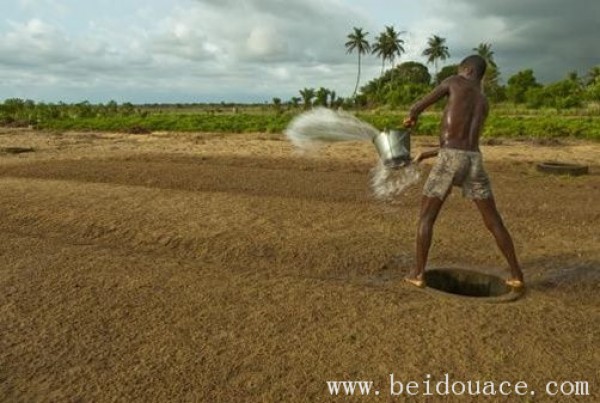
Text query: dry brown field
0 128 598 401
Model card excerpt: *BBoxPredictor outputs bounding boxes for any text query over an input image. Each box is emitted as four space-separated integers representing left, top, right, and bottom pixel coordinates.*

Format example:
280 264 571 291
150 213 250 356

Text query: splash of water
284 107 379 151
284 108 421 200
370 162 421 201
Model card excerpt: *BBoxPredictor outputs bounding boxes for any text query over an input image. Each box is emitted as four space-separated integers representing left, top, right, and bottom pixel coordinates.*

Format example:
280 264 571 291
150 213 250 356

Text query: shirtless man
403 55 524 289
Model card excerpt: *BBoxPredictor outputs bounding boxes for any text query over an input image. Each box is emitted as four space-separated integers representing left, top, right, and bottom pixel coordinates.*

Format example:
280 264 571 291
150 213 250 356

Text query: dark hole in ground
1 146 35 154
424 268 510 297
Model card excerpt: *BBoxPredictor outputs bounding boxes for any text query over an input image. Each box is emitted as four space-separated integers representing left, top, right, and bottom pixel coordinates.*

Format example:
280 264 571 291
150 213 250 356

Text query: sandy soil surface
0 128 598 402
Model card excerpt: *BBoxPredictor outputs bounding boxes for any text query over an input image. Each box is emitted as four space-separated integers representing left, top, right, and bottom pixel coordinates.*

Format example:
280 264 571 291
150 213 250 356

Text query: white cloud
268 66 291 81
2 0 596 103
246 26 287 59
18 0 68 14
0 19 74 65
0 0 377 102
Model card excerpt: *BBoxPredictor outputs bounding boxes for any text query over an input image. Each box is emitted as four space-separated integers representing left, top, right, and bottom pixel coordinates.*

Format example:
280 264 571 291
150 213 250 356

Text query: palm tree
315 87 330 107
587 66 600 86
384 26 405 90
422 35 450 77
567 71 584 88
372 32 389 77
384 26 405 69
345 27 371 98
371 27 405 75
473 42 497 68
473 42 500 92
299 88 315 110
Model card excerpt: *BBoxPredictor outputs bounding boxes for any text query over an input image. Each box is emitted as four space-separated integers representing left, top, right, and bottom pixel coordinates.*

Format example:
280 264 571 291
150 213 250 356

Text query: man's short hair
459 55 487 79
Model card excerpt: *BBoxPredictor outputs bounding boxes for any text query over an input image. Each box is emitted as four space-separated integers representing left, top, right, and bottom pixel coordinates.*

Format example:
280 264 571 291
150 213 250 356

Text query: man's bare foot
506 278 524 288
404 275 425 288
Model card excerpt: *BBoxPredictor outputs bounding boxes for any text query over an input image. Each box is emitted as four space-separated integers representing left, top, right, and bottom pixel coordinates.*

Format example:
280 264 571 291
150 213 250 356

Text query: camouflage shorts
423 148 493 200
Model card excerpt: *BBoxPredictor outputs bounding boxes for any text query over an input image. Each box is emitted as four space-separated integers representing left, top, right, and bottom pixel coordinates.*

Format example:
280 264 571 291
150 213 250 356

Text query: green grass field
2 101 600 140
31 111 600 140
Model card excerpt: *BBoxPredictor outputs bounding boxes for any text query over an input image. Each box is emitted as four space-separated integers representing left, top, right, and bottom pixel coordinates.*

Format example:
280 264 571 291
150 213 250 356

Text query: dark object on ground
536 161 589 176
481 137 503 146
127 126 152 135
0 119 30 128
1 146 35 154
423 268 523 303
530 137 563 146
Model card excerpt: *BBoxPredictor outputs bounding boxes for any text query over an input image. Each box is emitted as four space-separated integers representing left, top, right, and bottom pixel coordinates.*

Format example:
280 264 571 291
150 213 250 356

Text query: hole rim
536 161 589 176
422 267 524 303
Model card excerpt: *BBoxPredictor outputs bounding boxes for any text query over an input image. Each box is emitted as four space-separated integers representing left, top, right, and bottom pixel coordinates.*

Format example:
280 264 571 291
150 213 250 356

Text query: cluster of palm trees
296 87 341 109
351 27 499 95
345 27 452 98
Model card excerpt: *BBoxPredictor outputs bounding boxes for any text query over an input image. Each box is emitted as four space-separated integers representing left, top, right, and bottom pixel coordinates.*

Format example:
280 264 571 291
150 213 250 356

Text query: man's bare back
408 75 488 151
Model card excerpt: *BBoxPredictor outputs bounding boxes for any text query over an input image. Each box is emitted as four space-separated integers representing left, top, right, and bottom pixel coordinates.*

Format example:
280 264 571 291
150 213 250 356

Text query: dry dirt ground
0 128 598 402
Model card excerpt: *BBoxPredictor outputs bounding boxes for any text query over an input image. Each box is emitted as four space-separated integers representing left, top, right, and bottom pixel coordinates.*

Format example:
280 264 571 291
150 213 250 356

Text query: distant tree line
0 99 146 127
287 26 600 110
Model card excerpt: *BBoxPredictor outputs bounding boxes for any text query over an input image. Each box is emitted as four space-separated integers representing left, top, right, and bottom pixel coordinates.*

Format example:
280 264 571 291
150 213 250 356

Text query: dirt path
0 129 598 401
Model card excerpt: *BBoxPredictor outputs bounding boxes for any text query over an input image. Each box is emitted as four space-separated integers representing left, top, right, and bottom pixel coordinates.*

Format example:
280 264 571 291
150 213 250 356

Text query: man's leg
405 191 450 286
473 197 524 285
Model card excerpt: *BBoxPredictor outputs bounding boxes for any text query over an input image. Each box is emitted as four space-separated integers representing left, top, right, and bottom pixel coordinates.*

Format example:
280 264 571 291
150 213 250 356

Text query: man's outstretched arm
404 81 450 127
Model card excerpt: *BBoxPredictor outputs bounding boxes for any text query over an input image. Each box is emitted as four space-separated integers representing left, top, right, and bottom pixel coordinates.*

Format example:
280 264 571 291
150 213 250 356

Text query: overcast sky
1 0 598 103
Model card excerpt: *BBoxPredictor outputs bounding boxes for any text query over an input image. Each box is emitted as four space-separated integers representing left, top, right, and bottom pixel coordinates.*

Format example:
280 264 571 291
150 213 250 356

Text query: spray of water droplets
284 107 378 151
284 108 422 200
370 162 421 201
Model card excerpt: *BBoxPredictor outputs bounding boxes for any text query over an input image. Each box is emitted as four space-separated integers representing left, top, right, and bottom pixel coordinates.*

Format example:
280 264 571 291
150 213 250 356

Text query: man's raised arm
404 81 450 127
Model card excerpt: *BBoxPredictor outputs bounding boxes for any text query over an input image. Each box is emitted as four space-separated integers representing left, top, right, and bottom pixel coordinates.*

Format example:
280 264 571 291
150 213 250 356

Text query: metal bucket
372 129 411 167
